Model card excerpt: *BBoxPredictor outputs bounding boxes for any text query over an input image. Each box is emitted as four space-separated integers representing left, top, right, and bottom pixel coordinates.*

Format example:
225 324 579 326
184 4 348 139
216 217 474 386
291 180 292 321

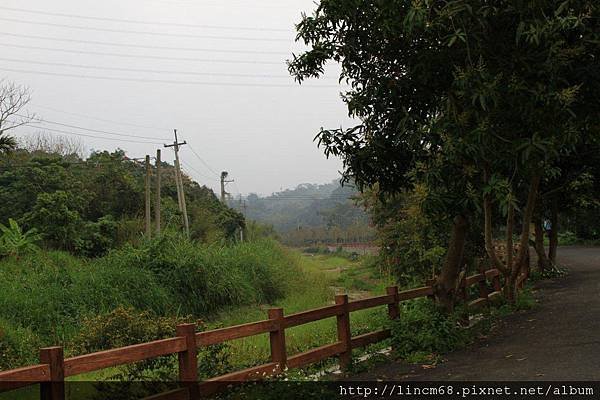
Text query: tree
0 218 42 258
24 190 85 251
0 80 33 154
289 0 600 306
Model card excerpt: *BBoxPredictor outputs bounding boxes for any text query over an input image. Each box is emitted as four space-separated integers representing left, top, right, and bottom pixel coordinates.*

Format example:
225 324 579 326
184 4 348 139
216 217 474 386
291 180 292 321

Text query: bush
390 300 469 363
0 250 173 342
0 236 301 370
73 306 232 378
75 215 119 257
558 230 579 245
99 234 301 315
0 319 41 369
73 307 232 400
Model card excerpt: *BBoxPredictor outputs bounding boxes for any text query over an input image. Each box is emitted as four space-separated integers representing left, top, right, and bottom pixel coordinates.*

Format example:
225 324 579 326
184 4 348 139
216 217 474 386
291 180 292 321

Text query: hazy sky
1 0 352 195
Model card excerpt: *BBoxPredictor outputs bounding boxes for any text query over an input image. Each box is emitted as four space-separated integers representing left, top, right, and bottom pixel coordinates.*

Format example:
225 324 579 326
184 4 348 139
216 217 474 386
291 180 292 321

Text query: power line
0 32 291 55
0 158 148 169
144 0 293 9
0 17 291 42
0 57 298 79
16 113 171 141
180 160 219 182
16 126 165 145
0 43 284 65
0 67 340 88
186 145 220 177
31 104 171 133
0 6 289 32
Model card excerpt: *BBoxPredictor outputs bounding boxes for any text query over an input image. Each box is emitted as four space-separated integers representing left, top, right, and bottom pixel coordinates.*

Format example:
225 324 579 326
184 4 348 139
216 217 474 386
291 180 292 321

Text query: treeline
231 181 375 246
0 146 244 257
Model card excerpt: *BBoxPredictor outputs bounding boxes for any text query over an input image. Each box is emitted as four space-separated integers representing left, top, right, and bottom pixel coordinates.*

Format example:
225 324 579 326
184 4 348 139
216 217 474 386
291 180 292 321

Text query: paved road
354 246 600 381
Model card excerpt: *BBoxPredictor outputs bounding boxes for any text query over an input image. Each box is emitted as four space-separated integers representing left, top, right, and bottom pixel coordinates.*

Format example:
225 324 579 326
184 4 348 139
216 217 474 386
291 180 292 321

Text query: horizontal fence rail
0 268 511 399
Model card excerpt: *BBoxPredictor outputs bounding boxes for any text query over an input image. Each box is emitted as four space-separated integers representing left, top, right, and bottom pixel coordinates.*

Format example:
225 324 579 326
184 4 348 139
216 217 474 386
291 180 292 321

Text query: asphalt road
353 246 600 381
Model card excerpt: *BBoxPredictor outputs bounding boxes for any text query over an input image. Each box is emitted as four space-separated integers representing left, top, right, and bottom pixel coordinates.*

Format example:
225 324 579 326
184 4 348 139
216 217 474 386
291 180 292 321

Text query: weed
390 300 469 362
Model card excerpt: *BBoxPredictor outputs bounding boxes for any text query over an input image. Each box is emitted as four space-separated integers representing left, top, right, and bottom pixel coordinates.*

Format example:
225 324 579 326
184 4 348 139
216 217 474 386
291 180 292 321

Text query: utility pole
164 129 189 237
238 195 247 242
144 155 152 238
155 149 162 235
220 171 234 204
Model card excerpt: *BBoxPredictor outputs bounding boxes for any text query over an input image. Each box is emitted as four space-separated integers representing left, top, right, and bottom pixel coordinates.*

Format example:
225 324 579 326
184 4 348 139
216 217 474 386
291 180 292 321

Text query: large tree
289 0 600 306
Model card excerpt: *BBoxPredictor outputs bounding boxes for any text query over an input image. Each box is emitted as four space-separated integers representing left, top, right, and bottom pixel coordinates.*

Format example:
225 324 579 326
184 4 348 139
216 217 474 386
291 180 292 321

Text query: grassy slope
0 241 392 377
212 251 394 368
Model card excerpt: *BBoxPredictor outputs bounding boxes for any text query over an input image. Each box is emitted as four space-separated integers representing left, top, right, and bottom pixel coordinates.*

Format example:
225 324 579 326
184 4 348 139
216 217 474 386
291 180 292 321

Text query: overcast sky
1 0 352 196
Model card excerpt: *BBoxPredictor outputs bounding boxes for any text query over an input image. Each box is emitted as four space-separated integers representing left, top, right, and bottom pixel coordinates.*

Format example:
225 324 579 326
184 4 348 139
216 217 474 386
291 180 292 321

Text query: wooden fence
0 268 505 400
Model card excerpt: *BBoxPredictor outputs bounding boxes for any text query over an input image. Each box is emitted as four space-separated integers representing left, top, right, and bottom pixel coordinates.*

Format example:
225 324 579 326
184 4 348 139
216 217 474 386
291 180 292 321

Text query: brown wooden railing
0 268 506 399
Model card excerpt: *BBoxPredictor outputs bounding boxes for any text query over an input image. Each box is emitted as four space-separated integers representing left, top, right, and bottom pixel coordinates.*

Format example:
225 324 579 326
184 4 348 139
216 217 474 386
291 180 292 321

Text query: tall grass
0 235 303 368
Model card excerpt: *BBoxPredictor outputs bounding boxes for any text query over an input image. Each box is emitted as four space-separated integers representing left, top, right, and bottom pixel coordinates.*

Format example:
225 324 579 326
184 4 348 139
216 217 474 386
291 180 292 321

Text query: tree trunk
484 190 509 275
508 172 541 301
434 214 468 312
515 173 540 270
549 198 558 265
534 217 551 272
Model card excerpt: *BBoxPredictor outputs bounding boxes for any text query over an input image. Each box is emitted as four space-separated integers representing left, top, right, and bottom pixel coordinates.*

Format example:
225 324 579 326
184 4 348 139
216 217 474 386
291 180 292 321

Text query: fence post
335 294 352 371
267 308 287 373
40 346 64 400
478 266 489 301
176 323 199 399
425 279 436 301
492 274 502 293
386 286 400 320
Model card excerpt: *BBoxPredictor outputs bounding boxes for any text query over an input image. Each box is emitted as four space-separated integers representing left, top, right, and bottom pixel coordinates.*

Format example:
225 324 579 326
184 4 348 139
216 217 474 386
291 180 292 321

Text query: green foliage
0 149 245 256
0 237 301 368
75 215 119 257
73 306 232 380
0 218 42 258
23 190 84 251
73 306 184 354
390 300 469 363
0 250 172 344
0 320 41 369
0 133 16 154
362 185 448 282
514 289 536 311
73 306 232 400
535 264 569 280
101 234 300 315
557 230 579 245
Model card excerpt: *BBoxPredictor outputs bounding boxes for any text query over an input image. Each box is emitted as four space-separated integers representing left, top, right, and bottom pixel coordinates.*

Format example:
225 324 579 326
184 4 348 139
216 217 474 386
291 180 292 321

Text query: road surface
353 246 600 380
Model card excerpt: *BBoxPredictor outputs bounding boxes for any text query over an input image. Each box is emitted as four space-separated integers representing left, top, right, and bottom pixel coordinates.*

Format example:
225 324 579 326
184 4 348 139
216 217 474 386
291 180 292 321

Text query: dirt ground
351 246 600 381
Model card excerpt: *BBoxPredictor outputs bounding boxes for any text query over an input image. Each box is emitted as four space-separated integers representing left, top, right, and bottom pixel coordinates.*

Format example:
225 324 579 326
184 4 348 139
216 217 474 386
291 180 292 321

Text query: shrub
23 190 85 251
0 250 172 341
0 236 301 371
73 306 231 380
99 234 301 315
390 300 469 363
74 215 119 257
558 230 579 245
0 319 41 369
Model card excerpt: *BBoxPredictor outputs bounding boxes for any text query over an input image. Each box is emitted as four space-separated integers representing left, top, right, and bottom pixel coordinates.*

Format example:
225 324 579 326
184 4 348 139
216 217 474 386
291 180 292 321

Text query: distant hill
229 180 375 245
